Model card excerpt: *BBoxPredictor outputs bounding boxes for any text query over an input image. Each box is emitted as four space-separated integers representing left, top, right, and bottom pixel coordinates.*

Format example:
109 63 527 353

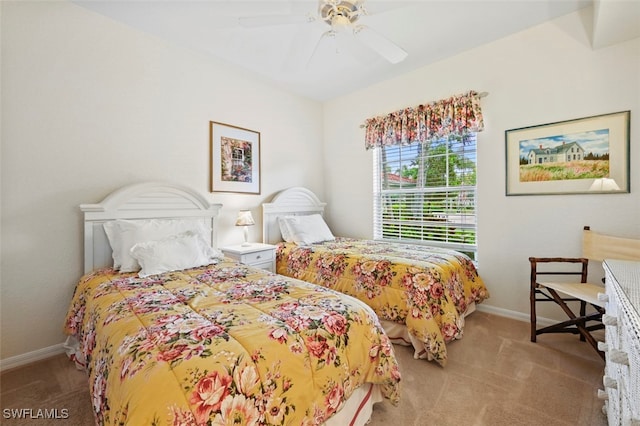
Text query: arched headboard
262 187 326 244
81 181 222 273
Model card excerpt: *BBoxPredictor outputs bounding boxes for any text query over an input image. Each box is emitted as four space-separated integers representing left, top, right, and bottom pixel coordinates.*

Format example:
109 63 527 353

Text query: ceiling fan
238 0 408 66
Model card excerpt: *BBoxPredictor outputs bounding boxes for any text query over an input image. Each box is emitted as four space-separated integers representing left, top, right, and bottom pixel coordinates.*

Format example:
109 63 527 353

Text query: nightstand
221 243 277 272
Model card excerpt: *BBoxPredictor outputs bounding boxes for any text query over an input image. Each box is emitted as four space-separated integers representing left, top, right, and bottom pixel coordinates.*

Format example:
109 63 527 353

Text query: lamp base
241 226 251 247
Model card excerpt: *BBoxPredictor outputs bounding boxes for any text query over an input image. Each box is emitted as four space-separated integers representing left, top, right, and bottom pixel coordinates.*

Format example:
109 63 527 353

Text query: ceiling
74 0 640 101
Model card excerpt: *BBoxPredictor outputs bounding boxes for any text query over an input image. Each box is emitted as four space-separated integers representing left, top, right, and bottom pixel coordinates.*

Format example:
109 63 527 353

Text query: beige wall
0 1 323 362
2 2 639 365
322 9 640 321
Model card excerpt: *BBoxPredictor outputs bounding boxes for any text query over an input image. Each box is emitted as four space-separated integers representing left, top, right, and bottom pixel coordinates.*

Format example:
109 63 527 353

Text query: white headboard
262 187 326 244
81 181 222 273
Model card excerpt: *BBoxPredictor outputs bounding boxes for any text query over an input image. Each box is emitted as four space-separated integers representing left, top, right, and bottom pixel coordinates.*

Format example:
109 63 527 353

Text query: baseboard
0 343 66 372
476 304 558 327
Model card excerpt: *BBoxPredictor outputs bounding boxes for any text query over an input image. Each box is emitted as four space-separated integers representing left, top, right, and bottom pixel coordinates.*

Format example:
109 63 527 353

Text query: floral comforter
64 260 400 425
277 238 490 366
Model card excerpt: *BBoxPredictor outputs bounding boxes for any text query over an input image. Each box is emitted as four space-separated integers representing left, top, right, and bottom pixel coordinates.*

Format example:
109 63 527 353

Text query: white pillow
103 221 124 270
103 219 211 272
278 216 295 242
130 231 224 278
282 214 335 245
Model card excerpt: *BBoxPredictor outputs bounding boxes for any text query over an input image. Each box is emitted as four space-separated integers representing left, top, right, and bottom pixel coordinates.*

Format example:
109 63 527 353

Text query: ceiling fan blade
335 28 379 64
281 22 329 72
238 14 312 28
353 25 408 64
358 1 412 17
303 30 336 69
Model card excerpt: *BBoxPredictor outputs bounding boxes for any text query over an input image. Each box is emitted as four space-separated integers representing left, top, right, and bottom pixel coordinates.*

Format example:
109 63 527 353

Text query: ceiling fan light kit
319 0 407 63
240 0 408 66
319 0 364 27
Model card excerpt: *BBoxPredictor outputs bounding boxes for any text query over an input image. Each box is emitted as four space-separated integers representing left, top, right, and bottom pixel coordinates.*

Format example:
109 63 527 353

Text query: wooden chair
529 226 640 359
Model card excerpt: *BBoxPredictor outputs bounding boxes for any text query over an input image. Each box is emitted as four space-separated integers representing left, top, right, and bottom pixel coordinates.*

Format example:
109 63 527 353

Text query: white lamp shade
235 210 255 226
589 178 620 191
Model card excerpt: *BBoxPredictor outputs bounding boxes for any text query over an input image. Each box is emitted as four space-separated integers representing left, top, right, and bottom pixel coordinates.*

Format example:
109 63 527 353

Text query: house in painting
527 141 585 164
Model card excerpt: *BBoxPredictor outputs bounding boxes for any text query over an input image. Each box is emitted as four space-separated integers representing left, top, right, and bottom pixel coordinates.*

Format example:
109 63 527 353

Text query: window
232 148 245 168
373 134 478 259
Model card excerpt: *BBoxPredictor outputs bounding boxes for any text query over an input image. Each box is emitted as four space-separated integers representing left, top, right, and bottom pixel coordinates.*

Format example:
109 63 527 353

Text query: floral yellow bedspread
64 260 400 425
277 238 490 366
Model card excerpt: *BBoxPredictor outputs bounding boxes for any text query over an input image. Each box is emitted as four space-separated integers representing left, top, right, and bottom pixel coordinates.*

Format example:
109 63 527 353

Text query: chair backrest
582 226 640 262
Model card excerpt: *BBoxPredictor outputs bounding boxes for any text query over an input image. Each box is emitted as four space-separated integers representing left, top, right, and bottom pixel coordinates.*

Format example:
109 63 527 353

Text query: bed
63 182 400 426
262 187 490 366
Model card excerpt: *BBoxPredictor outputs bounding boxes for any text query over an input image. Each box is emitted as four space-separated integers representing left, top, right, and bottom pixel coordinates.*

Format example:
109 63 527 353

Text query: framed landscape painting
505 111 630 195
210 121 261 194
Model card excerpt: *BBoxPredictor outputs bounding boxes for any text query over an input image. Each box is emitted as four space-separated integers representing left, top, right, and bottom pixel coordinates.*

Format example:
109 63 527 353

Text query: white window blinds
373 134 478 259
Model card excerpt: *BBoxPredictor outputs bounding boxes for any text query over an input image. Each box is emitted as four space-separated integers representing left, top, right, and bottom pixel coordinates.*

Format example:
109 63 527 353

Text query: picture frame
210 121 261 194
505 111 630 196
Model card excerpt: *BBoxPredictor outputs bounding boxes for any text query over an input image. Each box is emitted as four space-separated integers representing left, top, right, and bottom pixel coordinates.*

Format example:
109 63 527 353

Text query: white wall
0 1 324 361
2 3 639 365
323 9 640 321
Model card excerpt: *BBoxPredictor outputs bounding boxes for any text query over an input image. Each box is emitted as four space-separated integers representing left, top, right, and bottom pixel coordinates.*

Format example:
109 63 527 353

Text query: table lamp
235 210 255 246
588 178 620 192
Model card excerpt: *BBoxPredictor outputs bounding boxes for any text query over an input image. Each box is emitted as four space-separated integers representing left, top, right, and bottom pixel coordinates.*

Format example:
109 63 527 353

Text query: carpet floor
1 311 607 425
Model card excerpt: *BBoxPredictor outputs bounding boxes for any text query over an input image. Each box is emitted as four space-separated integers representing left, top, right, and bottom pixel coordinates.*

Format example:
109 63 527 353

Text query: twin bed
263 187 489 366
64 182 400 426
64 182 488 425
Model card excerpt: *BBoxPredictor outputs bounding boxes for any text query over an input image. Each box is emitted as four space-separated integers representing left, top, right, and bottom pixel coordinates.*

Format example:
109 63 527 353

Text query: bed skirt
381 301 477 360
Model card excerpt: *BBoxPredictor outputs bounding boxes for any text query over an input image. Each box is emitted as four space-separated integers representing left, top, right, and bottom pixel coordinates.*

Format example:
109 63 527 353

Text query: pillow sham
130 231 224 278
278 216 295 243
103 219 211 272
282 214 335 245
103 221 125 270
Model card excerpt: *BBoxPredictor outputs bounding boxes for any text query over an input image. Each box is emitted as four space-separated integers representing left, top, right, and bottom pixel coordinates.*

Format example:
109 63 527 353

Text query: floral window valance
364 90 485 150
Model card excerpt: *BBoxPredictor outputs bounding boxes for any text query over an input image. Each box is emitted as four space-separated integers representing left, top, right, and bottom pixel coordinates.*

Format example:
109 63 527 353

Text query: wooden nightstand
221 243 277 272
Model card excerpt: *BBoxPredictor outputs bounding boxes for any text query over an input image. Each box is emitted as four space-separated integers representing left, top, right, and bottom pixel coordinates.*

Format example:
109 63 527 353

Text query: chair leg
530 259 539 343
579 301 587 342
546 288 604 360
530 286 538 343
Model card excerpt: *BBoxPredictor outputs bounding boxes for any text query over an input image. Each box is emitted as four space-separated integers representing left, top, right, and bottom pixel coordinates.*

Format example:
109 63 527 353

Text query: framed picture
505 111 630 196
210 121 260 194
